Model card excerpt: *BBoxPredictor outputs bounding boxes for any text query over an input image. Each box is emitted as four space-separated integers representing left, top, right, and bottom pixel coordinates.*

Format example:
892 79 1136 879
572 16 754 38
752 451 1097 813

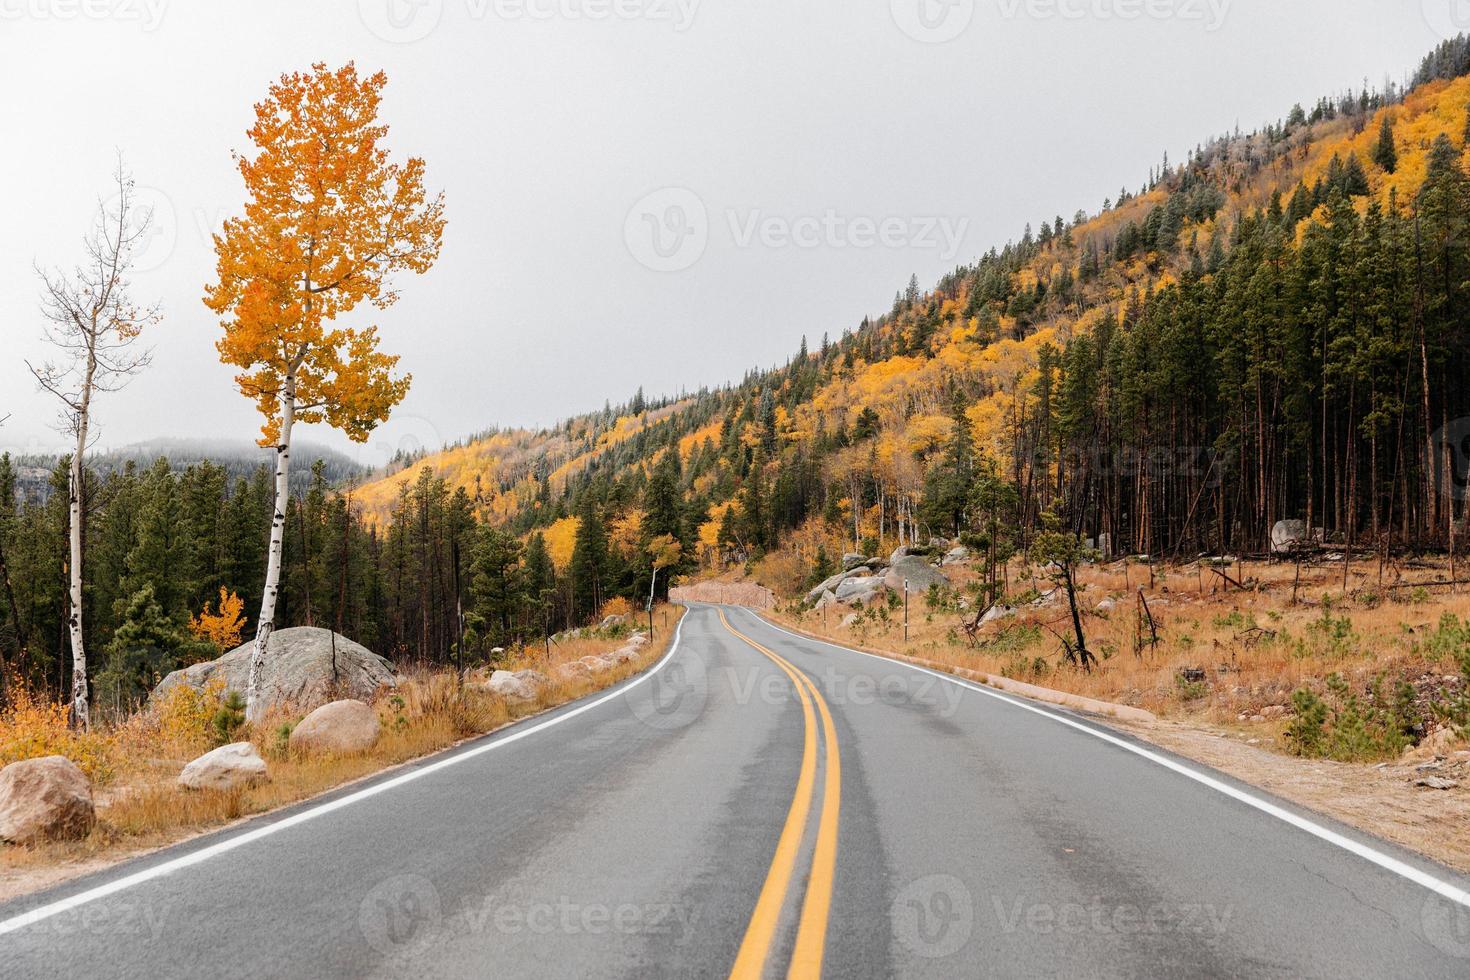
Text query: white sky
0 0 1457 470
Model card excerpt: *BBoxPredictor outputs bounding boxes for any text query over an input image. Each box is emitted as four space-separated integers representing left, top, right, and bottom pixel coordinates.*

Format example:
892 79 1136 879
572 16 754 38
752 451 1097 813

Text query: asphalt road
3 602 1469 978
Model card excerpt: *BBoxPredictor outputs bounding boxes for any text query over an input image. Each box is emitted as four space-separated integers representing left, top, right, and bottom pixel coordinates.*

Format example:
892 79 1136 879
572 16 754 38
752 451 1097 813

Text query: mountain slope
355 38 1470 580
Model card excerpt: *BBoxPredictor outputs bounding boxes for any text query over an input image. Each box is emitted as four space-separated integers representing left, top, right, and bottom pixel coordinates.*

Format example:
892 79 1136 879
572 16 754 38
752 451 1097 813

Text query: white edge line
0 612 690 937
742 607 1470 910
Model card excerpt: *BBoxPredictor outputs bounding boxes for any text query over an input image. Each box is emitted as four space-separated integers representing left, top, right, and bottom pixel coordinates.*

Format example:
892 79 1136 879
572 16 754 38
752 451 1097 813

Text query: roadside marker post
903 578 909 643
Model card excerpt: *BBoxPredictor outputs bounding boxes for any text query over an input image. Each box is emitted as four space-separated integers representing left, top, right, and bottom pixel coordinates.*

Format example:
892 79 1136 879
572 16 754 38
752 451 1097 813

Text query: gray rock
840 613 860 628
1271 519 1309 554
598 614 627 630
1096 598 1116 613
814 589 839 609
289 699 381 756
835 575 886 604
883 555 949 594
178 742 270 792
152 627 396 714
487 669 549 702
889 544 917 563
980 605 1017 626
841 553 869 571
807 568 867 603
1416 776 1459 791
0 756 95 844
577 654 619 673
941 546 971 566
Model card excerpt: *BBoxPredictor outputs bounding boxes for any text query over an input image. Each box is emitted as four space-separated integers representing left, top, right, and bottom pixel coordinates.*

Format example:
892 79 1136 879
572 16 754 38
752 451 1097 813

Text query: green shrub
211 690 247 744
1285 673 1421 761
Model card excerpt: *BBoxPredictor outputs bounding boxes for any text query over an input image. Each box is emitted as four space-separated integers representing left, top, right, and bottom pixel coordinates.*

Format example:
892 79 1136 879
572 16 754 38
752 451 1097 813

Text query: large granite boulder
486 669 549 702
178 742 270 792
835 575 888 606
1271 520 1308 554
883 555 950 594
152 627 396 713
289 699 381 756
806 567 870 604
0 756 95 844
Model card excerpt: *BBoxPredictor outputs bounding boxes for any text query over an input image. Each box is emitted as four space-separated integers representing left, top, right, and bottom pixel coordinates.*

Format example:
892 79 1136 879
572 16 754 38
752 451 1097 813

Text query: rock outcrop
152 627 396 713
882 555 950 595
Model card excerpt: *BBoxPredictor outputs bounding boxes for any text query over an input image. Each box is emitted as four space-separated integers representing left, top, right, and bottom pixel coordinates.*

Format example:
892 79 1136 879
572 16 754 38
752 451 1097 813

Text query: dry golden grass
778 556 1470 726
0 605 682 897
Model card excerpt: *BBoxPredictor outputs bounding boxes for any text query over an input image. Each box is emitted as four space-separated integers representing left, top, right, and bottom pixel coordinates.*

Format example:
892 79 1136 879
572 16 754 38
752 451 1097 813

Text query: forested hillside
6 38 1470 700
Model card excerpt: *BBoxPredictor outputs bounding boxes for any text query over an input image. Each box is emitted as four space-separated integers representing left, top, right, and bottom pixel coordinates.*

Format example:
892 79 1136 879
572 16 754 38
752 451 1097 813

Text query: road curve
2 602 1469 978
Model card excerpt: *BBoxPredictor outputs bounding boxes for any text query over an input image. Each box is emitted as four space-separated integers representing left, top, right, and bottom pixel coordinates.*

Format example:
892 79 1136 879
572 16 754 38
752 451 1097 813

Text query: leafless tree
27 160 161 730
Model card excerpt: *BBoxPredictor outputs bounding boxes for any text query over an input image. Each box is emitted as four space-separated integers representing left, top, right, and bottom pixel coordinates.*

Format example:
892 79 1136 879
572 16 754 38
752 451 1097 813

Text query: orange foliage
189 588 245 652
0 680 117 783
599 596 633 620
205 62 445 446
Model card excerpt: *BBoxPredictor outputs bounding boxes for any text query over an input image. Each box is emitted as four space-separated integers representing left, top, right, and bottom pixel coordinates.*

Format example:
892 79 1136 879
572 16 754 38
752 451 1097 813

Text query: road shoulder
757 608 1470 876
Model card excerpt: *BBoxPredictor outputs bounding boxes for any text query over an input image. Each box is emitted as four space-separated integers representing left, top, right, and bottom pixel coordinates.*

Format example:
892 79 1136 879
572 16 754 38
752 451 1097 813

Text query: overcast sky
0 1 1457 469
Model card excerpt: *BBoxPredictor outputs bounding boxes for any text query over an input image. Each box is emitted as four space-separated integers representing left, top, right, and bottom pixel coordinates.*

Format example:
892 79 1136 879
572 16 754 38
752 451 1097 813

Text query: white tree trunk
67 407 90 731
245 380 295 722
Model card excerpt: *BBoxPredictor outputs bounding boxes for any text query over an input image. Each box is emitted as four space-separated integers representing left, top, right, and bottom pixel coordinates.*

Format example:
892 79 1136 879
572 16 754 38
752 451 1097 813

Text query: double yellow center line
719 609 841 980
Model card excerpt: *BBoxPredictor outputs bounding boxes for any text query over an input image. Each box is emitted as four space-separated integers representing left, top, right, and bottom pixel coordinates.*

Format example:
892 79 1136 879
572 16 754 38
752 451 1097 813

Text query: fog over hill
5 437 365 501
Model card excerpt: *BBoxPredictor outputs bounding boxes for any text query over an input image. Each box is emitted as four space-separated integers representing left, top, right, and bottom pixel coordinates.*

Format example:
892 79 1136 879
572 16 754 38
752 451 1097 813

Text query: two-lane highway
2 602 1469 978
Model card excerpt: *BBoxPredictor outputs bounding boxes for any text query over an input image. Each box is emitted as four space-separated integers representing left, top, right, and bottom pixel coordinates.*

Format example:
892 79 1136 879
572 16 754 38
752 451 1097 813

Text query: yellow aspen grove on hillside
204 62 447 719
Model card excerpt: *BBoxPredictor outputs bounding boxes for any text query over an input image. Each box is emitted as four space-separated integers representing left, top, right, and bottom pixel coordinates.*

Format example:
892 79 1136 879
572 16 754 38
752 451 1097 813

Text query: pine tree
569 497 608 622
738 450 767 552
470 526 523 648
522 531 555 637
1373 116 1398 174
95 584 190 714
